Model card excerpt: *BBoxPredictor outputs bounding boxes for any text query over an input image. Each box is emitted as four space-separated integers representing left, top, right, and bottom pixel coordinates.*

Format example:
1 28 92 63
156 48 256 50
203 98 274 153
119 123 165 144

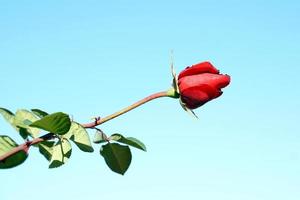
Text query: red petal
180 84 220 109
216 74 231 88
178 73 230 92
178 62 219 79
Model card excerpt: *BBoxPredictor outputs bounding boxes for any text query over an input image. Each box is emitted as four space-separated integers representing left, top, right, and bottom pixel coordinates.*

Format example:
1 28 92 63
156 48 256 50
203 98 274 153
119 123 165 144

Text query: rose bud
177 62 230 109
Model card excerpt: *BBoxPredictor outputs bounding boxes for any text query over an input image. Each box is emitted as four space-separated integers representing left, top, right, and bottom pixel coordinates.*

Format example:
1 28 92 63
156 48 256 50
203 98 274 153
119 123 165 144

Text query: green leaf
0 108 41 138
49 138 72 168
93 129 108 144
31 109 49 118
0 108 15 125
30 112 71 135
0 135 28 169
100 143 132 175
64 122 94 152
19 128 31 139
14 109 40 138
38 141 55 161
110 134 146 151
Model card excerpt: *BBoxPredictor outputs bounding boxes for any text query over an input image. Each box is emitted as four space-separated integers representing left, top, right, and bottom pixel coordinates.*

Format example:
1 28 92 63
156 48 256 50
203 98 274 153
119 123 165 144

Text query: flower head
177 62 230 109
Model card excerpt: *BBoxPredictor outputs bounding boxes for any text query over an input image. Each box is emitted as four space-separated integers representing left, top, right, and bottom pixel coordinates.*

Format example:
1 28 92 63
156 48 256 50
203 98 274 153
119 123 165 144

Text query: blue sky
1 1 300 199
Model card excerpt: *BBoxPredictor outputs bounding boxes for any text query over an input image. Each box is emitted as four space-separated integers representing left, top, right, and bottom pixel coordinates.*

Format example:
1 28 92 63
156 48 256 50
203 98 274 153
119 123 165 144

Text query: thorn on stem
94 117 100 126
24 141 32 154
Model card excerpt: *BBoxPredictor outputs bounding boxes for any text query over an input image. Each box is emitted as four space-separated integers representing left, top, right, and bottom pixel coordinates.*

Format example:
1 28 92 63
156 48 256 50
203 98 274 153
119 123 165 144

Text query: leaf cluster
0 108 146 175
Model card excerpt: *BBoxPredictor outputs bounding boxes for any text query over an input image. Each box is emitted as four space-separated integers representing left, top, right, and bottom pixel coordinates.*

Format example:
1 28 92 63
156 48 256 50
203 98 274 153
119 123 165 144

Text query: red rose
177 62 230 109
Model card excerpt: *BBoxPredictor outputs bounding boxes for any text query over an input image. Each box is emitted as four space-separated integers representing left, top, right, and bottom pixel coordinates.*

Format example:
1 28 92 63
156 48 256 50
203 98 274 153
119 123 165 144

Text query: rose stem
0 91 170 162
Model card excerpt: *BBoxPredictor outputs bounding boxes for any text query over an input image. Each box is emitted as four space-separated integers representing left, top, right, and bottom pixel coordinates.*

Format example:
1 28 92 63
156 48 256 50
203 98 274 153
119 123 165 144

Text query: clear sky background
1 1 300 200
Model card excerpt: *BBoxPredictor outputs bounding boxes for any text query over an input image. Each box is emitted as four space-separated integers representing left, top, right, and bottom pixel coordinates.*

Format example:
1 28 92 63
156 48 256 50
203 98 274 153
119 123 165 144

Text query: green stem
82 91 170 128
0 90 173 162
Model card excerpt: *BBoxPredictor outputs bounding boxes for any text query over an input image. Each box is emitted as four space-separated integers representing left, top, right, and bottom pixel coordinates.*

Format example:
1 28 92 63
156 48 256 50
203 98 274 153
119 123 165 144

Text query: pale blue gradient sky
1 1 300 200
